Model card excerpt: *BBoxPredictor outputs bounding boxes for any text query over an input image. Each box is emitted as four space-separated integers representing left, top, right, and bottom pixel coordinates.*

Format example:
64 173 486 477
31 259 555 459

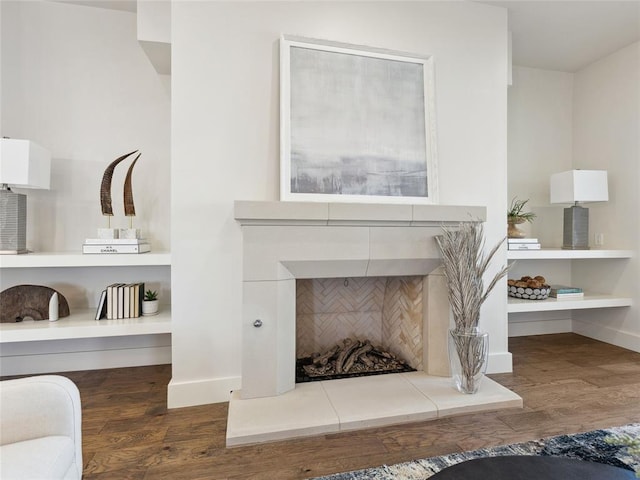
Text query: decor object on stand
435 221 509 394
507 197 536 239
0 285 70 323
508 275 551 300
280 35 438 204
0 138 51 254
142 289 159 316
98 149 140 239
550 170 608 250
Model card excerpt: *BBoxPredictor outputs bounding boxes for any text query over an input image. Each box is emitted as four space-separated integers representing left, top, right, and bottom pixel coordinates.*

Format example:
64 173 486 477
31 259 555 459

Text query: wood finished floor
6 333 640 479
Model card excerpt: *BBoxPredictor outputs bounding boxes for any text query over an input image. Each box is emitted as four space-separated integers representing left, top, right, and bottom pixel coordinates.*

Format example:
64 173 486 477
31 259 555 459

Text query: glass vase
448 328 489 394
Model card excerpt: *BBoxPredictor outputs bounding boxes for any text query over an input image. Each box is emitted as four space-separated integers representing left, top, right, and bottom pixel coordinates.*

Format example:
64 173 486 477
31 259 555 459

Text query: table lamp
550 170 608 250
0 138 51 254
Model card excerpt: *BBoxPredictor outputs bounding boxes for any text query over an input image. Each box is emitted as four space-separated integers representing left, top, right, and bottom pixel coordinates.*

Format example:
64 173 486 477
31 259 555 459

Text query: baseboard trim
509 319 572 337
0 346 171 376
572 319 640 353
487 351 512 374
168 375 242 408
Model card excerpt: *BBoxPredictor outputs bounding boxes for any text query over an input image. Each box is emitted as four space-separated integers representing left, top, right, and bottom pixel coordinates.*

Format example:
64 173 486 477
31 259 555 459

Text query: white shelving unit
0 252 172 375
507 248 633 314
0 309 171 343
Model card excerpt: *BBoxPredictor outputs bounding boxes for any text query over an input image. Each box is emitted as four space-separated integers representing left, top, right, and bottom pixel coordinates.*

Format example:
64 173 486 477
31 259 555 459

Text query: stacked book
95 282 145 320
508 238 541 250
549 285 584 299
83 238 151 254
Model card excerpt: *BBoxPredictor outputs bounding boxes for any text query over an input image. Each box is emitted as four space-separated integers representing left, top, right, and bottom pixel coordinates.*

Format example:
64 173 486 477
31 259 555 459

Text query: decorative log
313 345 339 367
342 342 373 373
335 338 359 373
0 285 70 323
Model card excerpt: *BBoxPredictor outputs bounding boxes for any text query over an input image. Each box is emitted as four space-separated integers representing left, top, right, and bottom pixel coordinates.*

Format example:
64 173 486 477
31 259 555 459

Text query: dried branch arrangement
435 221 509 333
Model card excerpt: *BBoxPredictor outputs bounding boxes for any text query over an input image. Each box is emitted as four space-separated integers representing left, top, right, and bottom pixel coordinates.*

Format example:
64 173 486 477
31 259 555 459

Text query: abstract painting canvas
280 35 438 204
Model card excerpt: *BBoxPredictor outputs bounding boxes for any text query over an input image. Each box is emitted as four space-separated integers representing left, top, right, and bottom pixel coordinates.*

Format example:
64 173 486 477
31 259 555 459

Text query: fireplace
235 200 485 399
230 201 522 446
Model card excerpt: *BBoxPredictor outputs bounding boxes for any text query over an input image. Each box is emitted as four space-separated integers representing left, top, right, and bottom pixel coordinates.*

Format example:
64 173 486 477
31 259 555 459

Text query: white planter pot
142 300 159 316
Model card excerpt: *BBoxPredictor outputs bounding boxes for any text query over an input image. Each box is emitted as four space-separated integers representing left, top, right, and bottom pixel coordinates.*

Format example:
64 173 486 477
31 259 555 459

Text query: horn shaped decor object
100 149 138 221
123 152 141 224
0 285 70 323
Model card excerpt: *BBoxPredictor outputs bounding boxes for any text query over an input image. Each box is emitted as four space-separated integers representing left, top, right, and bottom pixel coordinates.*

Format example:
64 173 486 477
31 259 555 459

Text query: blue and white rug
312 424 640 480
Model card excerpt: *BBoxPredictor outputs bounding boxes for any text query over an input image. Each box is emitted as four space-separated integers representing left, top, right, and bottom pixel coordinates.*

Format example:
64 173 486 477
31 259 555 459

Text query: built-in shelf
507 248 633 260
0 252 171 268
506 248 633 316
508 294 632 313
0 309 171 343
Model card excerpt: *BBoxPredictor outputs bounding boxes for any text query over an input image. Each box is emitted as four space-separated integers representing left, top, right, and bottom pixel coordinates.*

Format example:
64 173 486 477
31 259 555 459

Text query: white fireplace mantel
234 200 487 399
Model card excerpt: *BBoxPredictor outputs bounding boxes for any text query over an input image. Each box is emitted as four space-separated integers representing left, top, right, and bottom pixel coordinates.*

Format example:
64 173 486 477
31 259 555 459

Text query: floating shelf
0 309 171 343
0 252 171 268
507 249 633 260
507 294 632 313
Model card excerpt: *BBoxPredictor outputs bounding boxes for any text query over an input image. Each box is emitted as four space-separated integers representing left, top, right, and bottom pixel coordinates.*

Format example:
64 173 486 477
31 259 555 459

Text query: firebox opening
296 275 425 383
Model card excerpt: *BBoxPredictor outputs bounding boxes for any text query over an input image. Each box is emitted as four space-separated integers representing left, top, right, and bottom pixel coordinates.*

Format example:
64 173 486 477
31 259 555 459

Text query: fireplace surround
230 201 522 445
235 200 486 398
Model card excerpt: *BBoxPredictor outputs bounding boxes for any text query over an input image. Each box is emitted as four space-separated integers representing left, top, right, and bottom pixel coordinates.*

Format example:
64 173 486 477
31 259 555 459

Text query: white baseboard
487 351 512 374
0 334 171 376
572 319 640 353
168 375 242 408
509 318 572 337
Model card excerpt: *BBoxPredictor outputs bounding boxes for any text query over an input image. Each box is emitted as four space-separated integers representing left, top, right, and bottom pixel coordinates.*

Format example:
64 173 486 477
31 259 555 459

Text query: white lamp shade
550 170 608 204
0 138 51 189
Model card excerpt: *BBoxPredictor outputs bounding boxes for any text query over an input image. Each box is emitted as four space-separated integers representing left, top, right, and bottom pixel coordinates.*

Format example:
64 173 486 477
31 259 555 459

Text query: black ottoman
430 455 635 479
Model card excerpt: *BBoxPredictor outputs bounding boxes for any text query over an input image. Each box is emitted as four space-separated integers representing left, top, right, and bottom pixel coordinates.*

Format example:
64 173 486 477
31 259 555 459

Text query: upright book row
95 283 145 320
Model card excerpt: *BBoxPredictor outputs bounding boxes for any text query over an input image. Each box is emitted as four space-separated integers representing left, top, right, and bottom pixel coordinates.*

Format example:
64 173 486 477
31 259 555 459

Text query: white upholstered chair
0 375 83 479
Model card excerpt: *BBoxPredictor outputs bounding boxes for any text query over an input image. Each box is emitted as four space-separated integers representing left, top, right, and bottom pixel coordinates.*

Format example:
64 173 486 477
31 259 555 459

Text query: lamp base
0 189 27 253
562 205 589 250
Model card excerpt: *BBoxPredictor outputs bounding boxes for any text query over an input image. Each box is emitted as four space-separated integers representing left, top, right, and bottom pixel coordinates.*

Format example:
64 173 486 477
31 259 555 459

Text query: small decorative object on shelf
507 238 541 250
435 221 509 394
549 284 584 298
507 197 536 239
508 275 551 300
142 289 159 316
0 285 70 323
92 150 150 252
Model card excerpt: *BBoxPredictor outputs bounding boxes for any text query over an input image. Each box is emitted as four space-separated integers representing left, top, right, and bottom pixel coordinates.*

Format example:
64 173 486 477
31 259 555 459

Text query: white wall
170 1 509 407
571 42 640 349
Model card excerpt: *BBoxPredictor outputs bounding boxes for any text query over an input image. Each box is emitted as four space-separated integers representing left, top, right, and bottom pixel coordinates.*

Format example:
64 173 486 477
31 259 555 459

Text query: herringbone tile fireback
296 276 424 366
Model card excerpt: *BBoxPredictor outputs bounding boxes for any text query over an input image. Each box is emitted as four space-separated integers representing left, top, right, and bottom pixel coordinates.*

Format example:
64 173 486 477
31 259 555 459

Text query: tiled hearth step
226 372 522 446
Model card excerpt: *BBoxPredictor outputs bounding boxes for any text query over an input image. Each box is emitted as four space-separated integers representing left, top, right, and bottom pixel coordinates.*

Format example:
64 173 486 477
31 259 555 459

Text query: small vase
448 328 489 394
507 218 526 238
142 300 159 316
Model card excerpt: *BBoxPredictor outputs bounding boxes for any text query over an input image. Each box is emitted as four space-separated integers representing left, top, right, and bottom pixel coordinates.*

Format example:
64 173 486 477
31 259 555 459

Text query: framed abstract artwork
280 35 438 204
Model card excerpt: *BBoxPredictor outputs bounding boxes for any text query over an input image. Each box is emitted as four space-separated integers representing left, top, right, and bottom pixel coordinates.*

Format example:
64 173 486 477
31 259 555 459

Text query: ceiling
52 0 640 73
480 1 640 72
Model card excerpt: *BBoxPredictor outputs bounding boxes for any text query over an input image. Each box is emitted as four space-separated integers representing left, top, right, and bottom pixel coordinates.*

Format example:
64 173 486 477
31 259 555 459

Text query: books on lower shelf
549 285 584 298
97 282 145 320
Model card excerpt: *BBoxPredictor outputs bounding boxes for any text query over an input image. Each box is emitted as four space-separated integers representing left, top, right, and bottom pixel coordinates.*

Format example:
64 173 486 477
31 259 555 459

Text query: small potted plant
142 289 159 316
507 197 536 238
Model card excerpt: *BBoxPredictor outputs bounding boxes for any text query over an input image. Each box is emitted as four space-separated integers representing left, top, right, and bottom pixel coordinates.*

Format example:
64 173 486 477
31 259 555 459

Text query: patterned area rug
312 424 640 480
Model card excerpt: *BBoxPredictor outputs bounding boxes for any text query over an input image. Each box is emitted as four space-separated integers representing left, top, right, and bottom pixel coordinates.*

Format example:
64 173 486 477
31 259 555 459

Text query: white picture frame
280 35 438 204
